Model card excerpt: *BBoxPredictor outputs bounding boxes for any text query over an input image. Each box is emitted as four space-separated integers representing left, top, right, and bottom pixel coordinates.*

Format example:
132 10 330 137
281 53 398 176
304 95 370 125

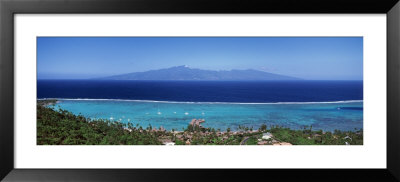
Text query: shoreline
37 100 363 145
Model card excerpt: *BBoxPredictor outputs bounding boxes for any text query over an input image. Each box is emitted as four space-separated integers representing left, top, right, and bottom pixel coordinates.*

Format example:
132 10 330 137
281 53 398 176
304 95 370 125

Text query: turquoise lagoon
50 99 363 132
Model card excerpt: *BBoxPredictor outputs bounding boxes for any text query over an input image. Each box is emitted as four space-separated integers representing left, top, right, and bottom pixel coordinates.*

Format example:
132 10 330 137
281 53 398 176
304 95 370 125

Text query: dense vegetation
37 100 363 145
37 100 161 145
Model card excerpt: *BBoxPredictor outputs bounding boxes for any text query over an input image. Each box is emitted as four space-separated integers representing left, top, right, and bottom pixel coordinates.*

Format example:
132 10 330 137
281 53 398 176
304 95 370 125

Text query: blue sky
37 37 363 80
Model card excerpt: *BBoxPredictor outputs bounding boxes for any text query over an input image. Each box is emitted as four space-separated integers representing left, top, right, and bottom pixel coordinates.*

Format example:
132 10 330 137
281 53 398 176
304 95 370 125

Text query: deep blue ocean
38 80 363 131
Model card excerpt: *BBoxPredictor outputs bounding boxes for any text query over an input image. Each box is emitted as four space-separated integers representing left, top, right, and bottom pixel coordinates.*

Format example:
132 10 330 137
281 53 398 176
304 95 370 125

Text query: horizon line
37 79 363 81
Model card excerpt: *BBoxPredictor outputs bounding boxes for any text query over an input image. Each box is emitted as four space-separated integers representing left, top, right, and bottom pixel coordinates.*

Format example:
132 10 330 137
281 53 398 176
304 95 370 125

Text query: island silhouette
98 65 300 80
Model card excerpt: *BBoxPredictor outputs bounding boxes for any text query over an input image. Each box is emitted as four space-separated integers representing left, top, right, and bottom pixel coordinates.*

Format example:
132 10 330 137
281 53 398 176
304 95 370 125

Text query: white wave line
38 98 363 105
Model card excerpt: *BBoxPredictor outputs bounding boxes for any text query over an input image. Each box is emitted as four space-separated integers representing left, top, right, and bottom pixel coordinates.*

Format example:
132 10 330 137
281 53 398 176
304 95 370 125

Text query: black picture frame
1 0 399 181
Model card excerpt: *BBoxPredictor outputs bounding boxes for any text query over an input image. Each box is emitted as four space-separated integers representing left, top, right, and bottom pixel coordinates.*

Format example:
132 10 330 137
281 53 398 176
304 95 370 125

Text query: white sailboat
157 106 162 115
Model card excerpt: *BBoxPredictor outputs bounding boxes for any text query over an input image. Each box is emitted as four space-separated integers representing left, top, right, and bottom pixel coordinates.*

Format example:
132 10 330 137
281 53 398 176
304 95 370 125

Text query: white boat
157 106 162 115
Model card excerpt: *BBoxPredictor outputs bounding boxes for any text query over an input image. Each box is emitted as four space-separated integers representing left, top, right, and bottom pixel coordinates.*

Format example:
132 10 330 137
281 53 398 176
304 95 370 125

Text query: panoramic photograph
37 37 363 145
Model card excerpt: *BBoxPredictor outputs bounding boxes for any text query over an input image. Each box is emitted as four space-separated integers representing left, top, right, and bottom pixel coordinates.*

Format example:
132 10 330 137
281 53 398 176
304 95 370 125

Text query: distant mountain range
98 65 300 80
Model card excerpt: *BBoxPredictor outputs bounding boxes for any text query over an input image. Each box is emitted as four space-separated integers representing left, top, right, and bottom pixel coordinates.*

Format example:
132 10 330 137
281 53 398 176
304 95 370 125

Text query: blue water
38 80 363 131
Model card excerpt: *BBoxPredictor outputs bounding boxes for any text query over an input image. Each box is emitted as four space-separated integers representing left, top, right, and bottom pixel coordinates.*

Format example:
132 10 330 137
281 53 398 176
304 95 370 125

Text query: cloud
259 66 278 72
